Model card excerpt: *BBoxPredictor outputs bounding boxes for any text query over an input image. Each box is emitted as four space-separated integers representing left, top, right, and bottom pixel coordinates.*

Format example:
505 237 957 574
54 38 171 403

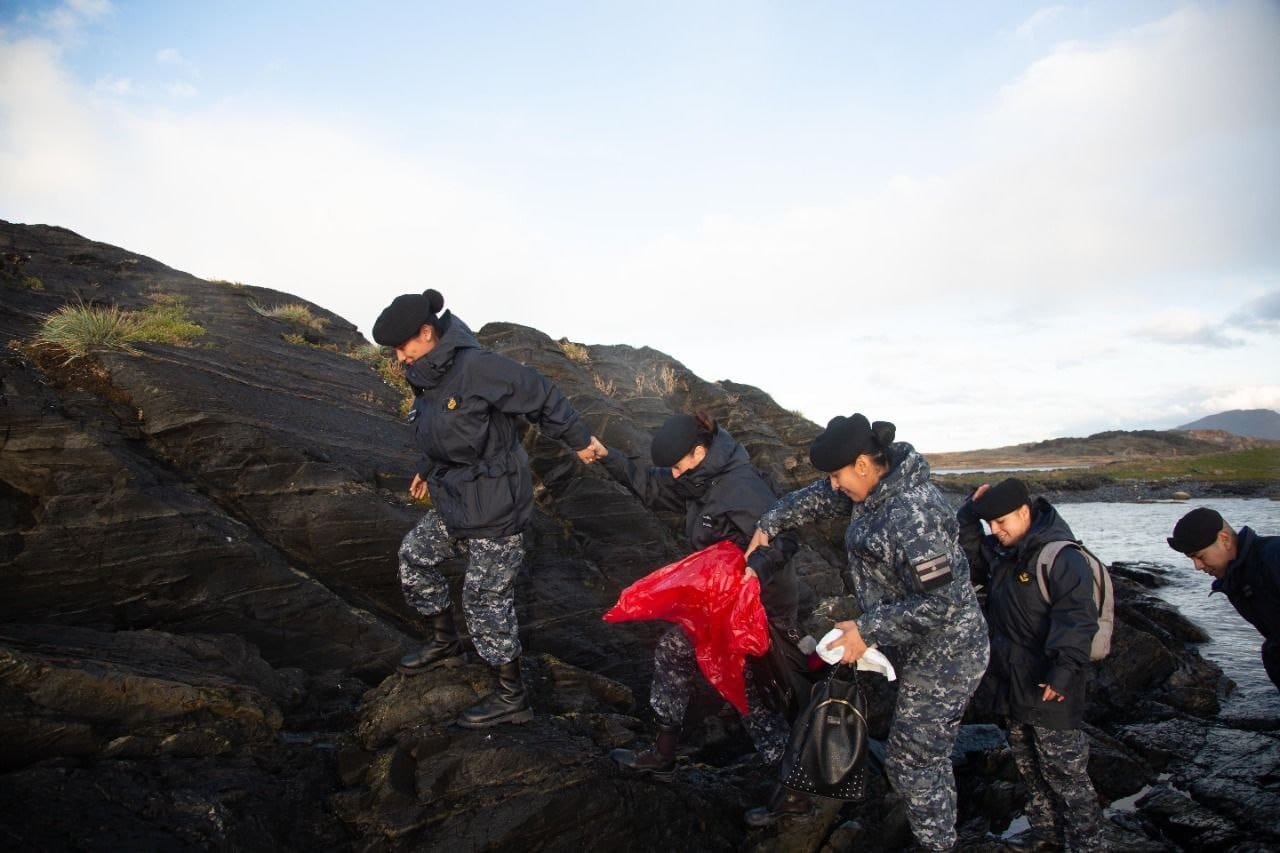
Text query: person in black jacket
599 413 801 787
958 478 1105 853
372 289 605 729
1168 506 1280 691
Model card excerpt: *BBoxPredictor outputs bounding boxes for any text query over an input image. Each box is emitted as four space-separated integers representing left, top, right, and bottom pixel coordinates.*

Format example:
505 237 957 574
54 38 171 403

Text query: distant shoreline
932 475 1278 504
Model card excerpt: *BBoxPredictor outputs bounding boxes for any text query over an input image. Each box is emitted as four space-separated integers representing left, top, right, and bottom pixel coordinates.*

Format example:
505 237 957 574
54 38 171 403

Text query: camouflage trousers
884 628 990 852
649 624 790 764
397 509 524 666
1007 718 1107 852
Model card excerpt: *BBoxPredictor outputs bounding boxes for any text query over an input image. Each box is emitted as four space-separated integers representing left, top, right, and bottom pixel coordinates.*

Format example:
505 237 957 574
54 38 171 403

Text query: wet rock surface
2 220 1277 851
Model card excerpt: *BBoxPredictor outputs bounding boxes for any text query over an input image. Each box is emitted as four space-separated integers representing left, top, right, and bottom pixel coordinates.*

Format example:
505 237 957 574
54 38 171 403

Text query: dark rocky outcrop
2 220 1277 851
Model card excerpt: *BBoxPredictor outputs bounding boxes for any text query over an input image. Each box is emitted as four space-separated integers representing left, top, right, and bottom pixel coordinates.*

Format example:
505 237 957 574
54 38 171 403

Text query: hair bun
422 288 445 314
871 420 896 447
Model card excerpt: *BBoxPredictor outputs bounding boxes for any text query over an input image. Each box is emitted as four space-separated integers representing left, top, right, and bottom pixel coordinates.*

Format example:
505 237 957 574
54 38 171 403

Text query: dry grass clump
36 297 204 360
558 339 590 364
249 300 328 330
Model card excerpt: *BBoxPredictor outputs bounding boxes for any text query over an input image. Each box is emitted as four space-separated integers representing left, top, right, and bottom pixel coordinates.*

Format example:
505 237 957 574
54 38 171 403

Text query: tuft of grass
558 339 590 364
362 351 414 417
282 332 308 345
130 298 205 344
39 302 142 357
22 276 43 291
36 297 204 360
592 374 616 396
351 343 383 361
249 300 327 330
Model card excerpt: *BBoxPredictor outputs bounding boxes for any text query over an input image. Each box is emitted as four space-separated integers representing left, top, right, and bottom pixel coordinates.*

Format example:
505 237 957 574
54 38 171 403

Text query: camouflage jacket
758 443 986 653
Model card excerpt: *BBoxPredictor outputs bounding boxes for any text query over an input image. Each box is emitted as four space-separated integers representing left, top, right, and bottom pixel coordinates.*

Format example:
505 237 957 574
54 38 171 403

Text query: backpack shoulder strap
1033 540 1080 604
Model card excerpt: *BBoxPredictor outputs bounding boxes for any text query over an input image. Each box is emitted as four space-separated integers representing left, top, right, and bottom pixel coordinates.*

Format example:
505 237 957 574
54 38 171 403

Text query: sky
1 0 1277 451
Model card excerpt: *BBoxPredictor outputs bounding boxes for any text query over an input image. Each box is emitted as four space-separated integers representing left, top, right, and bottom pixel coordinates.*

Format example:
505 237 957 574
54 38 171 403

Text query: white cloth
815 628 898 681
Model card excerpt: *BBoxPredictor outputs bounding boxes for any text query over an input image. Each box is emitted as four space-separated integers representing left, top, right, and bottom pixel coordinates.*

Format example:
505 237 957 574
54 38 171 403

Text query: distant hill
1177 408 1280 441
926 427 1274 470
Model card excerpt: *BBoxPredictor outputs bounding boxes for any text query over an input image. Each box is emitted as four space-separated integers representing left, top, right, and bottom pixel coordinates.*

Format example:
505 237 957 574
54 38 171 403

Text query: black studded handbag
778 663 869 801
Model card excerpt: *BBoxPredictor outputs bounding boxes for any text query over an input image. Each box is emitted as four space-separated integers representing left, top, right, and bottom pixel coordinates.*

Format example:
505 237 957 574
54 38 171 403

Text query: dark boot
456 658 534 728
609 721 679 779
398 611 465 675
999 832 1063 853
744 786 815 828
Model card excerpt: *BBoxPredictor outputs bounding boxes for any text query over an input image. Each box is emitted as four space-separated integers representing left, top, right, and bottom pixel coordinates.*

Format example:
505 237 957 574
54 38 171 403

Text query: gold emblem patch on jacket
1018 571 1031 584
447 397 458 410
912 552 953 591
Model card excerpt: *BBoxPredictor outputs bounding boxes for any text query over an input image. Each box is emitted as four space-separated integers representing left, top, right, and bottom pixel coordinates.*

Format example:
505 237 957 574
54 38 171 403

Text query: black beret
651 414 699 467
971 477 1031 521
372 289 444 346
809 414 895 472
1168 507 1223 554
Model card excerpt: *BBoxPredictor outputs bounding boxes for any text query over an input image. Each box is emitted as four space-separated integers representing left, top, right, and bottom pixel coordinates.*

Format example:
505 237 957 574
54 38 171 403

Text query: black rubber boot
609 721 679 779
397 611 465 676
744 786 815 828
999 832 1063 853
456 658 534 728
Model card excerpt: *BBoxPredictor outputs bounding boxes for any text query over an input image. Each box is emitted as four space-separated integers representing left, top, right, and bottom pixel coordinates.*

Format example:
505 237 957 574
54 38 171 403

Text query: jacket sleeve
471 352 592 451
756 478 852 538
598 449 686 514
856 495 971 647
956 497 991 590
1042 547 1098 693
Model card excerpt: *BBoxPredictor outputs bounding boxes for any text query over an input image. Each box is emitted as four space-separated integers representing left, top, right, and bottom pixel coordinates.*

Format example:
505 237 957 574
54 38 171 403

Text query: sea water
1061 497 1279 716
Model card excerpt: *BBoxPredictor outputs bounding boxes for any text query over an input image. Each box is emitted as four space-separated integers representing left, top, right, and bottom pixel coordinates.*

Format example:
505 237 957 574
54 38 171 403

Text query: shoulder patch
912 552 953 590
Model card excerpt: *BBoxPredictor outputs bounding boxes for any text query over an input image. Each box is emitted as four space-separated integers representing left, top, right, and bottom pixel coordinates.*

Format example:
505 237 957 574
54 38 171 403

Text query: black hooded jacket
600 427 799 626
1211 526 1280 691
958 496 1097 729
403 312 591 539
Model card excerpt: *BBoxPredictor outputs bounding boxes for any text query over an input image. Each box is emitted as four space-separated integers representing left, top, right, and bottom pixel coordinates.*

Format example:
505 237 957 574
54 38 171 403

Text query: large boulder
2 220 1274 851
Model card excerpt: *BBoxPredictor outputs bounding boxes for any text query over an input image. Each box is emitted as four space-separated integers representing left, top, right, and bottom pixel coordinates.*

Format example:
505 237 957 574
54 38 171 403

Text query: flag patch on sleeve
912 553 953 590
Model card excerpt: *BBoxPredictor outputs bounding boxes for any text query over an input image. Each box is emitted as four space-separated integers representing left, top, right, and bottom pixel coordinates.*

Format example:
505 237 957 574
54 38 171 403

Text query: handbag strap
813 697 868 725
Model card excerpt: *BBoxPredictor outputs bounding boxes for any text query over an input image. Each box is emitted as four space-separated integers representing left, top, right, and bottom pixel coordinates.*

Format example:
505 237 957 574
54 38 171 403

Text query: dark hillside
1 220 1273 852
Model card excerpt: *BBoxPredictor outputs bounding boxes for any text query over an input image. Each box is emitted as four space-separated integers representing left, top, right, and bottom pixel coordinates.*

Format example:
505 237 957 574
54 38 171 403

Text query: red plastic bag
603 541 769 715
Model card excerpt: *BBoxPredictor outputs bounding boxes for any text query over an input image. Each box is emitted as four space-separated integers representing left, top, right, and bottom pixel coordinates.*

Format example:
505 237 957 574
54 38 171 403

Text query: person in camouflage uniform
598 413 802 814
958 478 1107 853
372 288 605 729
748 414 989 852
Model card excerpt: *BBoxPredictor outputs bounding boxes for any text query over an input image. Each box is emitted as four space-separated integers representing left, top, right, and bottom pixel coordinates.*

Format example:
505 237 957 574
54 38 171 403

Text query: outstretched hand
576 436 607 465
971 482 991 502
744 527 770 561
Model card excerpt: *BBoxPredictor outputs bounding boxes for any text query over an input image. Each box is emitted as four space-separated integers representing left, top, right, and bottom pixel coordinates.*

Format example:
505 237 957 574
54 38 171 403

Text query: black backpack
778 664 870 801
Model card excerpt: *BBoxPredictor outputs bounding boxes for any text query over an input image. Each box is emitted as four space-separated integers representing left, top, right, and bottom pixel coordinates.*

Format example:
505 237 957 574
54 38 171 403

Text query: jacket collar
404 311 479 390
1212 526 1259 595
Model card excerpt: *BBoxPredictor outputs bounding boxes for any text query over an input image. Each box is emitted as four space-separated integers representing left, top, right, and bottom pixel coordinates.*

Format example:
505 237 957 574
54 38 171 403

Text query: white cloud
167 80 197 98
39 0 111 39
1230 289 1280 330
1134 310 1244 349
0 36 103 194
93 75 132 95
1014 5 1065 40
156 47 198 75
1 1 1277 452
1201 385 1280 413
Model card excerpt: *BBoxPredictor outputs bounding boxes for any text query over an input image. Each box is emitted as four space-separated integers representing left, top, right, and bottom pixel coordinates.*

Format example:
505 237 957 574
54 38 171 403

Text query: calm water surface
1060 497 1279 716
